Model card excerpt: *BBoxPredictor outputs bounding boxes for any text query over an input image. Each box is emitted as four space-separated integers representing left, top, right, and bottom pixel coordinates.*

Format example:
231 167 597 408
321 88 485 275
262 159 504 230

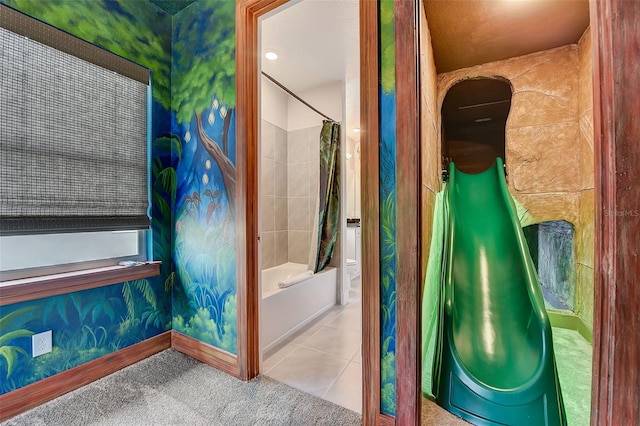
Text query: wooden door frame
359 0 382 422
393 0 421 424
236 0 289 383
590 0 640 424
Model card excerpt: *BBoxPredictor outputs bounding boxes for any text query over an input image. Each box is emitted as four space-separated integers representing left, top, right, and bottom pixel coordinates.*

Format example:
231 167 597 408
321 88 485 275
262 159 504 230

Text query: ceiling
425 0 590 73
430 0 589 173
148 0 589 142
260 0 360 137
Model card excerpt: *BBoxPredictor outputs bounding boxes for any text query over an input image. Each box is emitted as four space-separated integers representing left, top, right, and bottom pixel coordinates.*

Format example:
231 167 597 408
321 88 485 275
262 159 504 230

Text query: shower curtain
313 120 340 273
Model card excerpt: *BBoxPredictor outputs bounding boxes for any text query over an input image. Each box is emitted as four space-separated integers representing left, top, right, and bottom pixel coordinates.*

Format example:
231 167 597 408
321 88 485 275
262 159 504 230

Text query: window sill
0 262 161 306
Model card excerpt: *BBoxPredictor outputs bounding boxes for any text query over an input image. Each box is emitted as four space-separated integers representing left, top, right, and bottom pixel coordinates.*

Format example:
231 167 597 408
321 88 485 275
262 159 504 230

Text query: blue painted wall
0 0 174 394
379 0 397 416
1 1 400 417
0 282 170 393
0 0 239 393
170 0 238 354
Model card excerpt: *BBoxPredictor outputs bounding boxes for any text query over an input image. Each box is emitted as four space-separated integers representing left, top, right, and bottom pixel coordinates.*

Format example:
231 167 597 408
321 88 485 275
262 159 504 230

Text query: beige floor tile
261 287 364 412
302 324 361 360
344 300 362 315
262 341 300 373
326 310 361 334
351 347 361 364
264 346 350 398
283 319 325 345
315 305 347 325
324 361 363 413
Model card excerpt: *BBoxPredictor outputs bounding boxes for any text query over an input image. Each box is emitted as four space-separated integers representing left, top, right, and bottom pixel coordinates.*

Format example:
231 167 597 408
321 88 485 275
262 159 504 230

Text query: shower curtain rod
261 71 338 123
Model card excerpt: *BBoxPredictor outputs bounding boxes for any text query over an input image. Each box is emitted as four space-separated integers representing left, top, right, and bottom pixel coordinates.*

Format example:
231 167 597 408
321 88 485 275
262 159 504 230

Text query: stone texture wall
576 28 594 328
538 221 576 310
439 45 581 223
437 40 594 328
420 5 440 280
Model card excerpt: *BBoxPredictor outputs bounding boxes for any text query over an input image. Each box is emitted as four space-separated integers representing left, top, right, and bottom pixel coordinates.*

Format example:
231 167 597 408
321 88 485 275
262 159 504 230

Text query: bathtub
260 262 337 352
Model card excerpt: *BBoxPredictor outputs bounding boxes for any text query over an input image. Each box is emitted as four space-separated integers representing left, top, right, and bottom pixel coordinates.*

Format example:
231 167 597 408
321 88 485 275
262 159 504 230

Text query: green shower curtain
314 120 340 273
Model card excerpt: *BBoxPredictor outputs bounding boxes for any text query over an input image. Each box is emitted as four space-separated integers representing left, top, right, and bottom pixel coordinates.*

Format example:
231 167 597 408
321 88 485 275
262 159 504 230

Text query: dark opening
442 78 512 174
523 220 575 311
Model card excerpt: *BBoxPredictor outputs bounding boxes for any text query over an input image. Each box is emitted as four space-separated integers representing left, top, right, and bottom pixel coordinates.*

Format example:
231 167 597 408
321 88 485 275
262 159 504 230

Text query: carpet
2 349 362 426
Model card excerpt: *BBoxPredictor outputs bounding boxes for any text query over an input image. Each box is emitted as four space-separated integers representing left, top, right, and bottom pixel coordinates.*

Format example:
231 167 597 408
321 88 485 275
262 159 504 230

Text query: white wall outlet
32 330 52 357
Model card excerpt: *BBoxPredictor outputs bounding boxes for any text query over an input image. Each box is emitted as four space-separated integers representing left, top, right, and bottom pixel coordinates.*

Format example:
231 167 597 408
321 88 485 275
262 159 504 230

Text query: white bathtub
260 262 337 352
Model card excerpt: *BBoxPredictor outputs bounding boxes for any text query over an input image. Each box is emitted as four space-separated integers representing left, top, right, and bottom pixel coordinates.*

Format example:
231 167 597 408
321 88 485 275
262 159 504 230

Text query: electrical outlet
32 330 52 357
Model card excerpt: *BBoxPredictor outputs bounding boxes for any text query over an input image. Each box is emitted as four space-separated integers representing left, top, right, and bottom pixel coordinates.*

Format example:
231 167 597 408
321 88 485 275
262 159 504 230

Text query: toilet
346 225 362 282
347 258 359 280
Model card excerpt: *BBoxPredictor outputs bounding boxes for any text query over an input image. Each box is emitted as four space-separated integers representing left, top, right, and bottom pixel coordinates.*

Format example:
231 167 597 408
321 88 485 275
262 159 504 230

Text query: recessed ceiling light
265 51 278 61
353 128 360 133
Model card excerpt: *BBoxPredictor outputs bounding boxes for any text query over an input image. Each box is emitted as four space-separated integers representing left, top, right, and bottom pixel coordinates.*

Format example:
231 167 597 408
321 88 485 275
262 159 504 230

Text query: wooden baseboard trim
0 331 171 422
377 413 395 425
170 331 238 378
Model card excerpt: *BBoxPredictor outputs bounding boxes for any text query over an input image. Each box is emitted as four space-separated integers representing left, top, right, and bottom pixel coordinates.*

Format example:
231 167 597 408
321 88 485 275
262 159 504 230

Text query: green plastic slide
429 159 566 425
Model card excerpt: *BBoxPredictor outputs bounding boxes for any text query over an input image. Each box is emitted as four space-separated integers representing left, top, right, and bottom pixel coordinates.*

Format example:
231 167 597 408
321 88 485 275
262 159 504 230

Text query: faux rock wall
538 221 575 310
576 29 594 328
438 45 580 223
437 38 594 328
420 4 440 280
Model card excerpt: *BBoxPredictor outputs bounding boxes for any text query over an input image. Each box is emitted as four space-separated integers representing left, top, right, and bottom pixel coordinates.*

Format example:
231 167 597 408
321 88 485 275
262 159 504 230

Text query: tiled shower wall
287 125 321 265
261 120 321 269
261 119 288 268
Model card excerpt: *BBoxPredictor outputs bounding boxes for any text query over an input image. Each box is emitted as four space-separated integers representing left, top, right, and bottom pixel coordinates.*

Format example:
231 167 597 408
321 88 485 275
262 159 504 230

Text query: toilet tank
346 226 361 278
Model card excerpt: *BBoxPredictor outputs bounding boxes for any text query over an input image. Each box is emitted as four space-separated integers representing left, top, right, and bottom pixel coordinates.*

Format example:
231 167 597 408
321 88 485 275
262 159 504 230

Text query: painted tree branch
222 110 232 155
195 113 236 214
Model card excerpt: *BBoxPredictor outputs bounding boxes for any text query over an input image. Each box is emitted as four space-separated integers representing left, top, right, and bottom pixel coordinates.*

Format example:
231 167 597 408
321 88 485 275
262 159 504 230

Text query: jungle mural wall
2 0 398 416
0 282 170 394
170 0 237 354
379 0 397 416
0 0 174 394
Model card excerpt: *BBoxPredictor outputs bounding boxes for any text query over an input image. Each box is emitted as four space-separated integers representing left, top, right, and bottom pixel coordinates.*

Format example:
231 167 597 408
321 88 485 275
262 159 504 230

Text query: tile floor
262 277 362 413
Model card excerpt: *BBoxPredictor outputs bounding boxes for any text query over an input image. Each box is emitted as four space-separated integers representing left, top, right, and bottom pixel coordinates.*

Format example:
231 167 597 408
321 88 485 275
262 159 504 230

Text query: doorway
441 78 511 174
420 0 596 424
244 0 363 414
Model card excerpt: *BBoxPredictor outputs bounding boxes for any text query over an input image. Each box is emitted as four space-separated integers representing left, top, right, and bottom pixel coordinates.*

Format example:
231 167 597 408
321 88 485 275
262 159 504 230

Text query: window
0 230 147 279
0 6 151 280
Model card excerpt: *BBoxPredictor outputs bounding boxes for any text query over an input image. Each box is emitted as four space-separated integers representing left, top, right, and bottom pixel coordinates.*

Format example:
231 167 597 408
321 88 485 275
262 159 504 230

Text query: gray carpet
3 349 362 426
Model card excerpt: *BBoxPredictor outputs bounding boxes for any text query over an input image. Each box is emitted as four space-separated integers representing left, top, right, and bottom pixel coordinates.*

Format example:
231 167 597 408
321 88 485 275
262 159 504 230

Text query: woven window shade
0 15 150 236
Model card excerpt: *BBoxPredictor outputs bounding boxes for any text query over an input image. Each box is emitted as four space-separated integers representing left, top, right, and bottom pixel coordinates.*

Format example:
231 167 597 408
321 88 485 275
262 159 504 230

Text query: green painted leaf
0 345 28 379
135 279 158 311
0 329 34 347
380 0 396 94
122 282 136 319
171 0 236 123
164 271 176 293
0 306 37 330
